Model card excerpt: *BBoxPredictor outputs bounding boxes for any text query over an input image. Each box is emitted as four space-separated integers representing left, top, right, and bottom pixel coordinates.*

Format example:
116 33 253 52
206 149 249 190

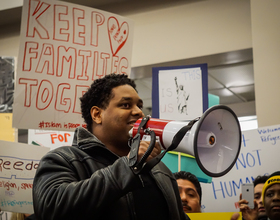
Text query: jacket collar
72 126 104 148
72 126 120 162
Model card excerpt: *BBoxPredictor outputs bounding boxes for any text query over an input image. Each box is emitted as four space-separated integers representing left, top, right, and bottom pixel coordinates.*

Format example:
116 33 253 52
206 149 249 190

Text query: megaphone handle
128 116 151 168
128 133 141 167
131 129 156 174
137 116 150 133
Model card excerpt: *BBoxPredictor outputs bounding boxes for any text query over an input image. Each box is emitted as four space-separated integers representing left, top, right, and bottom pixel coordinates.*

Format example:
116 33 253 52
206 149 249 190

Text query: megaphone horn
129 105 242 177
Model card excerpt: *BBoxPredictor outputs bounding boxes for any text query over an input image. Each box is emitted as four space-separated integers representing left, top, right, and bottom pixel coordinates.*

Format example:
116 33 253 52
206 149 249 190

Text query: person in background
238 175 269 220
261 171 280 220
32 74 189 220
174 171 202 213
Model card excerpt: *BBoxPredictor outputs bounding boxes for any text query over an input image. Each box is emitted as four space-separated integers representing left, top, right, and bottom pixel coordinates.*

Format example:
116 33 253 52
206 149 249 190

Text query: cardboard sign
0 140 50 214
13 0 134 131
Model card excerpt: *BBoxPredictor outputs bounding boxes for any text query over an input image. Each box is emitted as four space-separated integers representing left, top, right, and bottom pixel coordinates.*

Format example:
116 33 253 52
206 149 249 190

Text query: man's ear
90 106 102 124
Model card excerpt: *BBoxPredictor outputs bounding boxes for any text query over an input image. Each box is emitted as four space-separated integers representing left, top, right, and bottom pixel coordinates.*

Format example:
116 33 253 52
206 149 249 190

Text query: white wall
251 0 280 127
126 0 252 67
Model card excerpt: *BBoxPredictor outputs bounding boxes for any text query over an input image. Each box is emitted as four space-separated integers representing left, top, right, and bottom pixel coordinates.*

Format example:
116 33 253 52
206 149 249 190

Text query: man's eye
122 103 130 108
254 195 260 199
138 105 143 110
267 192 274 197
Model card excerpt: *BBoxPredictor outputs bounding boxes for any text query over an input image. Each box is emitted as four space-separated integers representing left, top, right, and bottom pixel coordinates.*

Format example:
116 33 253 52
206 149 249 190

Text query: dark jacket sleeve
152 162 191 220
32 149 143 220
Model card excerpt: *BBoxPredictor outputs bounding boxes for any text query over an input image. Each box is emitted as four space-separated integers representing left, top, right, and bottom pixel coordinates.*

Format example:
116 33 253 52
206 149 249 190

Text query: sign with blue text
200 124 280 212
152 64 208 120
0 140 50 214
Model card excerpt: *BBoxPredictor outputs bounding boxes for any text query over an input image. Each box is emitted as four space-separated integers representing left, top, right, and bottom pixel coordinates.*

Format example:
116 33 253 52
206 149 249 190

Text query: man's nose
180 192 188 201
259 197 263 205
132 105 143 116
272 193 280 201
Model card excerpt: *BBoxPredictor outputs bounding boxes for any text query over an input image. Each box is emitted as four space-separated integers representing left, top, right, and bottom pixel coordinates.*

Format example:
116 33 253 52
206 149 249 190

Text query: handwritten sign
13 0 134 131
0 140 50 214
28 129 74 150
158 67 203 120
151 64 208 120
201 124 280 212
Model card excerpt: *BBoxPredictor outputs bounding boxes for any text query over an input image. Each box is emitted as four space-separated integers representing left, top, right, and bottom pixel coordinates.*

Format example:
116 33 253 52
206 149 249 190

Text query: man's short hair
80 74 137 132
174 171 202 204
253 175 269 187
269 171 280 178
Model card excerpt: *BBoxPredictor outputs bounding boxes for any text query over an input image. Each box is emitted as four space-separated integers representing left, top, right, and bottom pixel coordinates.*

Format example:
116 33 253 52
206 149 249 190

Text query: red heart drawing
107 17 129 56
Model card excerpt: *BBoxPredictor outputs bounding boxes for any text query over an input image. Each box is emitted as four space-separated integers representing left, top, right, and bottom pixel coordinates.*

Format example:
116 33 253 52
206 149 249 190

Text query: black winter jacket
32 127 190 220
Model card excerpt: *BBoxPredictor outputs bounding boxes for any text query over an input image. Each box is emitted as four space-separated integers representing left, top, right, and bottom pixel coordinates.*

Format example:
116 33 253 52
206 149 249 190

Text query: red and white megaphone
129 105 241 177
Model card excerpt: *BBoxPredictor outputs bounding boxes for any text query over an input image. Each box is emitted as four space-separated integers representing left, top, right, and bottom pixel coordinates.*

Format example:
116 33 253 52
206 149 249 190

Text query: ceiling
0 0 256 118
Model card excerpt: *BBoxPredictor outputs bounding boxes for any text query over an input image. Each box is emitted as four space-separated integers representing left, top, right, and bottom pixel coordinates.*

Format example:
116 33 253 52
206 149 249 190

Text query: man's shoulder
45 142 113 165
152 161 175 178
44 145 90 162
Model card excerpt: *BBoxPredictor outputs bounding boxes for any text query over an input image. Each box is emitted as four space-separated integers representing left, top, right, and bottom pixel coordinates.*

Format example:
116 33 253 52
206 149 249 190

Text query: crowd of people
1 74 279 220
232 171 280 220
173 170 280 220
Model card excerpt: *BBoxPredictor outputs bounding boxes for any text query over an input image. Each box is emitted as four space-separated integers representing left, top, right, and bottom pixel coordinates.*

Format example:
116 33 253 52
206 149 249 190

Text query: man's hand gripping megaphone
128 116 198 174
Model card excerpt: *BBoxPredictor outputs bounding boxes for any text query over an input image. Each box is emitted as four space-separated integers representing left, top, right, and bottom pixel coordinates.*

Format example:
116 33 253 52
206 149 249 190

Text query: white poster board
0 140 50 214
201 124 280 212
158 68 203 120
28 129 74 150
13 0 134 131
152 64 208 120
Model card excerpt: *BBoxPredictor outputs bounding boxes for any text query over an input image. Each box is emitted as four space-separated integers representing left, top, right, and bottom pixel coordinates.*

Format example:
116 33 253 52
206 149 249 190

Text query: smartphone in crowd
242 183 254 209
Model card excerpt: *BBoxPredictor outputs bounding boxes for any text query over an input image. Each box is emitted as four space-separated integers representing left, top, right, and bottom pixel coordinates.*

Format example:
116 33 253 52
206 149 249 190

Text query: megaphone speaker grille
194 105 241 177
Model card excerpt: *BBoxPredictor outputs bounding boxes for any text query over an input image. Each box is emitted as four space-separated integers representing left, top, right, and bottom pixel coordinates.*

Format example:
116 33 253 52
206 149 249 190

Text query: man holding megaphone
32 74 190 220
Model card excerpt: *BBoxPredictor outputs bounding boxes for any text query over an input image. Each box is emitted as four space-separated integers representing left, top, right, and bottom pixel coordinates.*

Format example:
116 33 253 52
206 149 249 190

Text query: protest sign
0 140 50 214
152 64 208 120
13 0 134 131
201 123 280 212
28 129 74 150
